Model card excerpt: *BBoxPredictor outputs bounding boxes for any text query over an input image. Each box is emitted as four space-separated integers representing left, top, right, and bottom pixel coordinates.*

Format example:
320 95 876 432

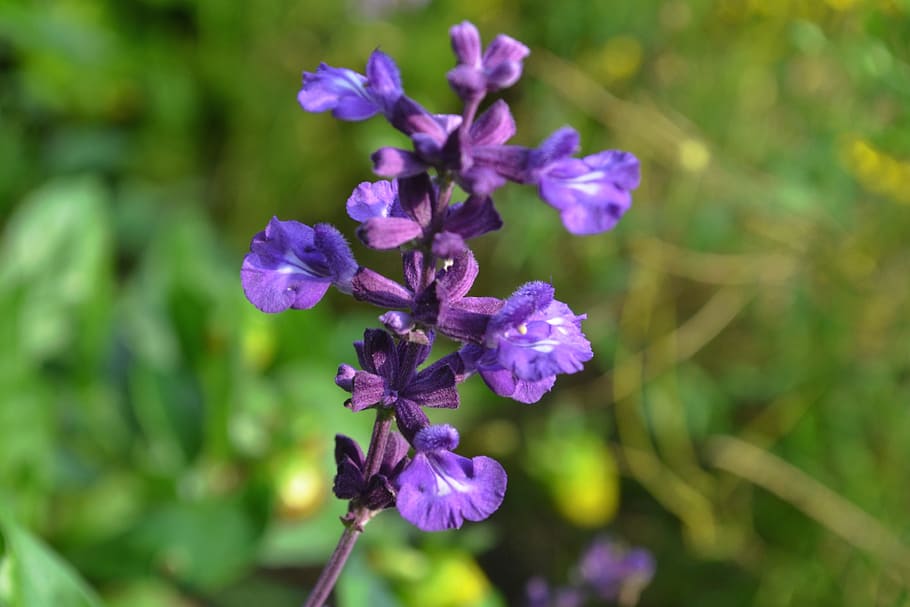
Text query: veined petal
477 365 555 404
470 100 516 146
396 428 507 531
444 195 503 240
450 21 482 67
349 371 386 411
352 267 412 309
298 64 381 121
405 365 459 409
357 216 422 250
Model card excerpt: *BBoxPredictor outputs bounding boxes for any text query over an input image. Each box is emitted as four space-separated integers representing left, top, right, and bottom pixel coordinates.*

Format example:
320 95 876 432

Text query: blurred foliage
1 0 910 606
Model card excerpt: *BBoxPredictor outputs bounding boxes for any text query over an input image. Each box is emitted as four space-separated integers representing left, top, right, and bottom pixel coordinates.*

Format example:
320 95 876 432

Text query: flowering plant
240 21 639 606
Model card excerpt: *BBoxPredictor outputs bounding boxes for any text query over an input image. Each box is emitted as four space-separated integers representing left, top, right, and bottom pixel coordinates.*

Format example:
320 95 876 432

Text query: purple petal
352 267 412 309
335 363 356 391
397 173 434 227
361 329 398 380
444 195 503 240
457 166 508 196
366 49 403 111
380 311 415 335
372 147 428 178
538 151 639 235
381 431 412 474
436 248 479 300
529 127 580 171
396 448 507 531
485 282 592 382
357 216 423 249
432 232 466 258
406 365 459 409
349 371 386 411
346 180 403 222
477 365 555 404
470 100 516 147
470 144 533 184
437 296 502 344
396 335 435 379
414 424 460 452
484 61 525 91
482 34 530 69
241 218 355 313
447 65 488 99
450 21 482 67
393 399 431 443
298 64 381 121
584 150 641 190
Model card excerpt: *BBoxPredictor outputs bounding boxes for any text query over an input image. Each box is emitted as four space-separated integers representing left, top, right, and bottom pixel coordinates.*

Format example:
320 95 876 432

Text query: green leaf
0 512 105 607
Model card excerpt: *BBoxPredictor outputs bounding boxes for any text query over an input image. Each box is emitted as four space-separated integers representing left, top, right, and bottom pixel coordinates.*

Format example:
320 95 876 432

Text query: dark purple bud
335 364 356 391
352 267 412 309
450 21 482 66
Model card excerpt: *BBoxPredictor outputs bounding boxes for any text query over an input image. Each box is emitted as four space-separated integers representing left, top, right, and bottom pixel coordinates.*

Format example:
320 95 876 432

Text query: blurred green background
1 0 909 605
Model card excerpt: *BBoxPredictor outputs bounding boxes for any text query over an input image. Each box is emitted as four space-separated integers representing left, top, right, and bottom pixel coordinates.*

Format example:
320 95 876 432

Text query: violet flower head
537 148 641 236
298 50 403 120
448 20 531 100
333 432 410 511
578 537 656 603
241 218 357 313
460 281 591 403
336 328 459 412
395 424 507 531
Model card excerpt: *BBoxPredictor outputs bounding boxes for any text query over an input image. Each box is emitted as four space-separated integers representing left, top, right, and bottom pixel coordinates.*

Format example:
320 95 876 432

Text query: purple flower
335 329 459 412
333 432 410 511
458 282 591 403
395 424 507 531
241 218 357 313
472 127 640 234
537 149 640 235
448 21 530 100
578 537 655 602
298 50 403 120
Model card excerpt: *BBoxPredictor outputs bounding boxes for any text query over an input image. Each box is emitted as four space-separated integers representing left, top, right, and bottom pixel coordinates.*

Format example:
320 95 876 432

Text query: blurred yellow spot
842 137 910 204
600 36 643 82
678 138 710 172
531 432 619 528
241 316 276 370
276 456 325 519
404 553 491 607
517 323 528 335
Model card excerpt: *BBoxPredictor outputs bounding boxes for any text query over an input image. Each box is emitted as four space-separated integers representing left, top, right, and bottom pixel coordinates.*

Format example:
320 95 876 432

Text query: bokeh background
1 0 909 605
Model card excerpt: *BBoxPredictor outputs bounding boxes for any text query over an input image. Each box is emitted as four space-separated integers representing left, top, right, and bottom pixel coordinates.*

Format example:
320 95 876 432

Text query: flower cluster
525 537 655 607
241 22 639 532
